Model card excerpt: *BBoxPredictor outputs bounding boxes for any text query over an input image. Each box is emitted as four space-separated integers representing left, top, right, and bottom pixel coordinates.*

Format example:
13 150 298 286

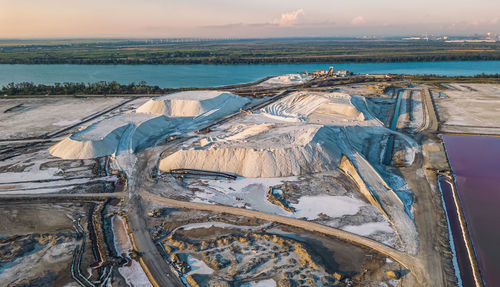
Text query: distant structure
312 66 353 78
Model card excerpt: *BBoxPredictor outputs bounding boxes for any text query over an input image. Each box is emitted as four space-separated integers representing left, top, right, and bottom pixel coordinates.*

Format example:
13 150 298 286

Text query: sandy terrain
434 84 500 134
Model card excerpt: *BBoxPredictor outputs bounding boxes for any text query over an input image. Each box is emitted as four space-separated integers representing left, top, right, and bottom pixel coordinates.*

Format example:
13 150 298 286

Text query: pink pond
442 134 500 286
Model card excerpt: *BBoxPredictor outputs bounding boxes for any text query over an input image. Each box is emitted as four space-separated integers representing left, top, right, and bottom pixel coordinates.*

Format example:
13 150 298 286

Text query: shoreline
2 74 500 99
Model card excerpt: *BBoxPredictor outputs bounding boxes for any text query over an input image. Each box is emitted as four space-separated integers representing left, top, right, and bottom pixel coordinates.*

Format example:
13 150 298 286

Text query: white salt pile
258 74 311 87
260 92 365 122
160 125 343 178
50 91 250 159
199 124 274 147
137 91 250 118
49 114 176 159
156 90 419 251
159 92 374 177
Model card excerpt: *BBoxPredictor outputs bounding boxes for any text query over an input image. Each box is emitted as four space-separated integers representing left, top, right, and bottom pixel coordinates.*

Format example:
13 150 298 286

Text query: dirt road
123 146 184 287
140 189 426 284
127 193 183 287
420 88 439 132
396 85 458 286
400 150 451 286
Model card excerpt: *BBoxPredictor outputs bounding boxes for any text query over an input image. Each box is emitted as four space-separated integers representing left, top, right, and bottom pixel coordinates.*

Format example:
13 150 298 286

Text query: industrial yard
1 71 499 286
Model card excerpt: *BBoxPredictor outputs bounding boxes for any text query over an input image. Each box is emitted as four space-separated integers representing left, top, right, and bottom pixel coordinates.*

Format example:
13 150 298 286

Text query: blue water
0 61 499 88
390 90 404 130
382 89 404 165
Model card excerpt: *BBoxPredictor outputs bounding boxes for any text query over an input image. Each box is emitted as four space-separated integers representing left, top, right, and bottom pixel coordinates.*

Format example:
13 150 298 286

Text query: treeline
413 73 500 80
0 81 170 95
1 54 500 65
409 73 500 84
473 73 500 78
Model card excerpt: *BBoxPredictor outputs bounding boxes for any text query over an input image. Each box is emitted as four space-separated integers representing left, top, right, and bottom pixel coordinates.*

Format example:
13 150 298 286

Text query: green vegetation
409 73 500 84
0 81 169 96
0 39 499 64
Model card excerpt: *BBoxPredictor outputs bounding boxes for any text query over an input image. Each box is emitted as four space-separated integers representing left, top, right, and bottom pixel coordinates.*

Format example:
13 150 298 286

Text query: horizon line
0 34 495 42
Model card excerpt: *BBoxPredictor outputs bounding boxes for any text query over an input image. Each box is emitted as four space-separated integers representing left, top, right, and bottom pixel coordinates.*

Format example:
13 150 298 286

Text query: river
0 61 499 88
441 134 500 287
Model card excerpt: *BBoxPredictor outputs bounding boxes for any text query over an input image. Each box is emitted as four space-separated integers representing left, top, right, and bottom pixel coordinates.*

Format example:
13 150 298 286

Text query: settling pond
441 134 500 286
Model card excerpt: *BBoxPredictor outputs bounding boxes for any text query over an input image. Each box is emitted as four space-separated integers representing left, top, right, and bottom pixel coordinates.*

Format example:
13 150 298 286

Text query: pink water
442 134 500 286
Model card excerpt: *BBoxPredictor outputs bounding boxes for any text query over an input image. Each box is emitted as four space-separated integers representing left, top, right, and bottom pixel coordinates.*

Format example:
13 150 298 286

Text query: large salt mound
260 92 365 122
50 114 176 159
50 125 129 159
159 125 343 178
50 91 251 160
136 91 250 118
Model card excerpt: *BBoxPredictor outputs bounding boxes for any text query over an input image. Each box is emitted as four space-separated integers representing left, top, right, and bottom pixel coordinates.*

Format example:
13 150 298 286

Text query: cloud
351 16 366 25
272 9 304 27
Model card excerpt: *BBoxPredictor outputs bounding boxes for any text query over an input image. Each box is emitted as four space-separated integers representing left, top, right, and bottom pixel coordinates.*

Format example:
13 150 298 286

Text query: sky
0 0 499 38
